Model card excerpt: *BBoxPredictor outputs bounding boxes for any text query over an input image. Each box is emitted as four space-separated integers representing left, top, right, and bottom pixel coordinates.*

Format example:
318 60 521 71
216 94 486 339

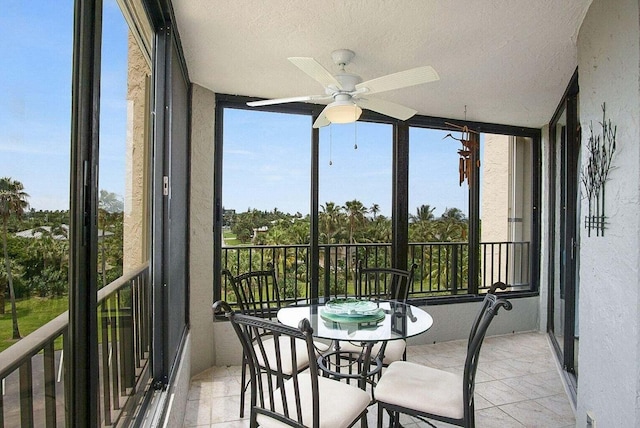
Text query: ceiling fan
246 49 440 128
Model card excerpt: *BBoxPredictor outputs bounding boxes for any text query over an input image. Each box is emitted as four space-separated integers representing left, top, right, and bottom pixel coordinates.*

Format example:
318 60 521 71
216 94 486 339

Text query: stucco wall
576 0 640 426
189 84 216 375
124 32 151 270
482 134 510 242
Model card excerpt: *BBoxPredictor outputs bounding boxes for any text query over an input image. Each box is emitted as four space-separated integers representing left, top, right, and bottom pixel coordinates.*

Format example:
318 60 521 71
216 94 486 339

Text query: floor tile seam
502 389 569 403
533 394 576 420
478 368 554 381
476 380 535 407
479 405 526 427
494 392 576 417
498 402 575 428
500 369 566 383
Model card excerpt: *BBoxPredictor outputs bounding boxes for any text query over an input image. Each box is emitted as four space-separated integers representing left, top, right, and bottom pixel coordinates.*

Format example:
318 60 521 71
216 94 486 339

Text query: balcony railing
220 241 531 305
0 263 150 427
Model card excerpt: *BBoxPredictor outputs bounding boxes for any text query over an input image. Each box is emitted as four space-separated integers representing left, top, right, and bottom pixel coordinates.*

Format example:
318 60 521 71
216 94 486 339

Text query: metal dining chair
222 266 329 417
213 300 371 428
374 293 513 428
337 261 418 368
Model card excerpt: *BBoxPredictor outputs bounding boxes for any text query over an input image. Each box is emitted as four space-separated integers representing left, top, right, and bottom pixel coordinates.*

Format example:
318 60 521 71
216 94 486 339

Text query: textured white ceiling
173 0 591 128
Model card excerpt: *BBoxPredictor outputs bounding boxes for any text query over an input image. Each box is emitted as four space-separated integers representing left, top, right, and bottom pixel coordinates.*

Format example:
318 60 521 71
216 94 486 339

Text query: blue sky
2 1 470 218
1 0 127 212
223 109 470 218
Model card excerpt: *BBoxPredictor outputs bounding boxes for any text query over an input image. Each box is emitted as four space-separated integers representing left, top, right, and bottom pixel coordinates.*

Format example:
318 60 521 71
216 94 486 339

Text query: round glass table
277 299 433 396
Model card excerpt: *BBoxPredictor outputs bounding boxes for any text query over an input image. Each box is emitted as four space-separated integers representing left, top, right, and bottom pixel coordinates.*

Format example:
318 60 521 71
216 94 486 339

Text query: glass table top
277 299 433 342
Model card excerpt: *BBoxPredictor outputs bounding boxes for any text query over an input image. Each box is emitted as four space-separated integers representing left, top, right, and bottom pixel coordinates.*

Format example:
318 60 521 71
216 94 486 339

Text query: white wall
576 0 640 426
189 84 216 375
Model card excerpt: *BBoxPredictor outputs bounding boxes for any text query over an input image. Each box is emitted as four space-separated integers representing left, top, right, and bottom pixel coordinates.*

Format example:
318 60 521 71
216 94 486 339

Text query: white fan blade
288 57 343 89
247 96 312 107
312 106 331 128
356 98 417 121
247 95 331 107
356 66 439 95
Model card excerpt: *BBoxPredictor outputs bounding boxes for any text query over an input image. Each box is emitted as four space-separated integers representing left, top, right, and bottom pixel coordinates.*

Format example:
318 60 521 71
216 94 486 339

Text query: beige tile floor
182 332 575 428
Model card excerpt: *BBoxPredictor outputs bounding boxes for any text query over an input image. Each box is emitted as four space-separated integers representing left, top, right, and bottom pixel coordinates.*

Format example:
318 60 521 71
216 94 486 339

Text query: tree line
1 177 123 339
225 200 468 247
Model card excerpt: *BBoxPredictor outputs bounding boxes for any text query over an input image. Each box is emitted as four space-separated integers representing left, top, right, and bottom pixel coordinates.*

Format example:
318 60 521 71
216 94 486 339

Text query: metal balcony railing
220 241 531 305
0 263 150 427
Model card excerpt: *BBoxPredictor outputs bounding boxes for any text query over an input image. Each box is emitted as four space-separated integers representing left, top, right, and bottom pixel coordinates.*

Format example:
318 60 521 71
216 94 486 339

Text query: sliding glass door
548 72 580 396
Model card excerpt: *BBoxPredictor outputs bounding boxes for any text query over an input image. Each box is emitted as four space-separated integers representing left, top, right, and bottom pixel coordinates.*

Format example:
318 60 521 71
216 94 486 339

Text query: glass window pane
98 1 152 423
319 122 393 243
99 0 151 281
0 1 73 335
0 1 73 426
480 134 533 290
409 128 469 222
221 108 312 298
408 127 470 296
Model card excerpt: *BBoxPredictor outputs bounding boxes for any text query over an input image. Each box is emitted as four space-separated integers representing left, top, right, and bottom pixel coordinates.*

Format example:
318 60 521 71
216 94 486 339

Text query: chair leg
240 352 247 418
377 403 384 428
249 408 258 428
360 409 369 428
393 411 401 428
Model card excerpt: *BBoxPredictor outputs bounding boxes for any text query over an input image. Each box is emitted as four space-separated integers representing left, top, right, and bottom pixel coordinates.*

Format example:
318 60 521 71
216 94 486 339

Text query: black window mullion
68 0 102 425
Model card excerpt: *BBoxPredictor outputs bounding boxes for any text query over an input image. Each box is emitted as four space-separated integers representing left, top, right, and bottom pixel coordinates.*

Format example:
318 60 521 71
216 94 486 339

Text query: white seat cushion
256 373 371 428
254 336 311 375
338 339 406 364
375 361 464 420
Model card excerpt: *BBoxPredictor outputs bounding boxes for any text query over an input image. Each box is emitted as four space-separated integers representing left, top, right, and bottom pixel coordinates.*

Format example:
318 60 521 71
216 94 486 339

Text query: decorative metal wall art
581 103 616 236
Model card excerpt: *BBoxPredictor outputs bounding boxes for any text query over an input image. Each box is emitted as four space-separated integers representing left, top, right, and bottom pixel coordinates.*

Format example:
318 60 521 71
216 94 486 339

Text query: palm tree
369 203 380 220
0 177 29 339
343 200 368 245
367 216 391 243
266 226 287 278
0 259 22 315
440 207 466 222
319 202 344 244
411 204 436 223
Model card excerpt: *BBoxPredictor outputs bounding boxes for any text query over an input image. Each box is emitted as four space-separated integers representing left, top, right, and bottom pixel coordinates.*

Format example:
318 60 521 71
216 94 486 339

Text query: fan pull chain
354 118 358 150
329 125 333 166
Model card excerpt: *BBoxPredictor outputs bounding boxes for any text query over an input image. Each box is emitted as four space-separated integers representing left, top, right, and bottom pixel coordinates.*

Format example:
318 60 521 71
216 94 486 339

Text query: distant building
15 225 113 240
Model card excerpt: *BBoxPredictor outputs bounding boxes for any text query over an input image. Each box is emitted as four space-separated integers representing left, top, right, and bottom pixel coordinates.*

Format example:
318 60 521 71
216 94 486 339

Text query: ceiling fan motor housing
332 73 362 92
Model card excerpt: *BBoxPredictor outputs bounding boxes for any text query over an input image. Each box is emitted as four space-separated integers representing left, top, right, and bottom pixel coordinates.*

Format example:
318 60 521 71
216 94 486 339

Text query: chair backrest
213 300 321 428
467 281 508 346
222 264 281 318
463 293 512 425
356 260 417 302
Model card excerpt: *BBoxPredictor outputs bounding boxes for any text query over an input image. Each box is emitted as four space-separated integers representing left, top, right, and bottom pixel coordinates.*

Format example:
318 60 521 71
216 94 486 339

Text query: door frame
547 69 579 397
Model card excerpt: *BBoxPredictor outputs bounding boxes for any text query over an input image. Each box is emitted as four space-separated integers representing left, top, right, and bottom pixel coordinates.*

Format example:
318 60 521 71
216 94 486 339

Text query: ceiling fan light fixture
325 100 362 124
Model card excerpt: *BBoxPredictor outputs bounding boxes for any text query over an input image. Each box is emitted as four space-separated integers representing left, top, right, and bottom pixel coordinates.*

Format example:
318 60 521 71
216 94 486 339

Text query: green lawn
0 297 68 353
223 230 241 246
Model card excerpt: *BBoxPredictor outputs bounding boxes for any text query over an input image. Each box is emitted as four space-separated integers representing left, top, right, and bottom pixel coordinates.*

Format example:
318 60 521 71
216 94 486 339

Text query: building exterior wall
124 32 151 271
576 0 640 425
189 84 216 375
482 134 511 243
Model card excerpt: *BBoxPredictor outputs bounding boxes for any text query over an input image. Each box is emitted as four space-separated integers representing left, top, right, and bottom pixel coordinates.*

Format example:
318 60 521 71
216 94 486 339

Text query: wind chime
444 108 479 186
